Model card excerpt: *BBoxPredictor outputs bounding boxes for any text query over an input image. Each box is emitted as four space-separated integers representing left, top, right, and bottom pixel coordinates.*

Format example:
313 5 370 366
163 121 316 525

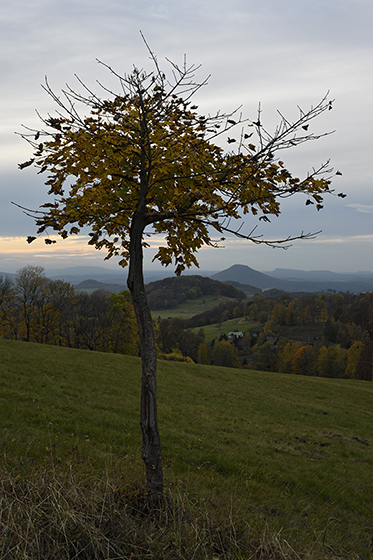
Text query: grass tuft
0 467 251 559
0 466 363 560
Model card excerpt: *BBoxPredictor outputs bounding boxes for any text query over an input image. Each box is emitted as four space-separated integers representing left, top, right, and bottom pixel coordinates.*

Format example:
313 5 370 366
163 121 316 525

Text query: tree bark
127 212 163 496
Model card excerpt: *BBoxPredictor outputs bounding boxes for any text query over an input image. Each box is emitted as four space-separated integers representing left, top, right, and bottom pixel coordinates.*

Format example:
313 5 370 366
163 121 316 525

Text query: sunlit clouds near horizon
1 0 372 274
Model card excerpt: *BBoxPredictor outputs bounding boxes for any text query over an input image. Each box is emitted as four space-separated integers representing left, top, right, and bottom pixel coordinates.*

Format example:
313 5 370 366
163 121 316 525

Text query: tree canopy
18 45 341 274
17 41 343 495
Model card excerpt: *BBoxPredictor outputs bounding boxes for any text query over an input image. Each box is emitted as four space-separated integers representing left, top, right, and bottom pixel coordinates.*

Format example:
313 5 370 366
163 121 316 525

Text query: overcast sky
1 0 372 274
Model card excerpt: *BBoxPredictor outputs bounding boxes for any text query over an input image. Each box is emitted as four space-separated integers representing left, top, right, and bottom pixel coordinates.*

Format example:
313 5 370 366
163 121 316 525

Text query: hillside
145 274 246 310
74 278 125 294
4 264 373 296
0 338 372 558
212 264 286 290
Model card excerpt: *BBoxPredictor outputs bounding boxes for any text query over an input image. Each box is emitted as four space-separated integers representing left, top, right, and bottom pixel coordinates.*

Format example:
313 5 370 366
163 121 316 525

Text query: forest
1 266 372 381
0 266 138 356
145 275 246 310
177 289 373 380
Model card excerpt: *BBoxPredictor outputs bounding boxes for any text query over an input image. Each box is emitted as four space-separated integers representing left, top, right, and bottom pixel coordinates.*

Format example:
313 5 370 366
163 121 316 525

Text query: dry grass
0 466 364 560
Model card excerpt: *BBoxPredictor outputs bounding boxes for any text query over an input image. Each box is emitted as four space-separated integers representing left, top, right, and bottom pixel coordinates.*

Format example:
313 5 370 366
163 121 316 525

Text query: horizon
1 260 372 277
1 1 372 274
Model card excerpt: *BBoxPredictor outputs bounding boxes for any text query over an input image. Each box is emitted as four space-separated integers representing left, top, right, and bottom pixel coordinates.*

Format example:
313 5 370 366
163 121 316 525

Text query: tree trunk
127 213 163 496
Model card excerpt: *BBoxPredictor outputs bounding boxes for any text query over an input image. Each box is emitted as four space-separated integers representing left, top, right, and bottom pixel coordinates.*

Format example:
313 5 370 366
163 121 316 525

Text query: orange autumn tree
17 43 343 495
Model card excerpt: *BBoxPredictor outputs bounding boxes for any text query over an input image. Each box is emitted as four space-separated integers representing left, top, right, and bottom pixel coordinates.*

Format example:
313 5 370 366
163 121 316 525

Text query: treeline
146 275 245 310
2 266 372 380
182 300 254 328
0 266 139 355
247 290 373 381
177 289 373 331
158 318 240 368
0 266 228 364
160 290 373 380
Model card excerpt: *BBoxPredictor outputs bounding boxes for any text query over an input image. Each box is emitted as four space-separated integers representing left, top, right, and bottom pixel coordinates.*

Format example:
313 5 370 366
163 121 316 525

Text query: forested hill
145 275 246 310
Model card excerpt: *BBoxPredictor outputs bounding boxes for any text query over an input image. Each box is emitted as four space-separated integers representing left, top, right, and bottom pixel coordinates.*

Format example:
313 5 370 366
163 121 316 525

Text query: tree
323 317 339 344
354 340 373 381
71 291 112 351
16 41 342 495
108 291 139 355
291 344 317 376
271 303 287 325
0 276 17 339
252 340 277 371
317 345 347 378
47 278 76 346
211 339 239 368
277 340 303 373
345 340 365 379
14 266 48 342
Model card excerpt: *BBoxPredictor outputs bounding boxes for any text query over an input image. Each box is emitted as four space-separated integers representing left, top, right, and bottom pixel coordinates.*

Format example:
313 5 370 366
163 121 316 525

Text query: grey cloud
346 203 373 214
1 0 372 272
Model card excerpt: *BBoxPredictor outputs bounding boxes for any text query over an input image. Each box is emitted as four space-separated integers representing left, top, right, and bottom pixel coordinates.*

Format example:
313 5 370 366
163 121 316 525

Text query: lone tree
17 42 343 495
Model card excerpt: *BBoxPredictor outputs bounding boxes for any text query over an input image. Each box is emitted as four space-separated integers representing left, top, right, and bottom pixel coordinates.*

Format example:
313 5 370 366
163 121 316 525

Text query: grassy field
153 294 243 319
192 315 255 342
0 338 372 558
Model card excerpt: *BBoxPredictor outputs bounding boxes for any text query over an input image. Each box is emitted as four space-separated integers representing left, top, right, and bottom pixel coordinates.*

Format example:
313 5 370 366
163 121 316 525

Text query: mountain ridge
264 268 373 282
2 264 373 293
211 264 373 293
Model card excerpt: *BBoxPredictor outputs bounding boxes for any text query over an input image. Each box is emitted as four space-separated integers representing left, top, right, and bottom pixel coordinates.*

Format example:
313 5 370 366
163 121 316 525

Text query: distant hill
145 275 246 310
220 280 261 295
74 279 125 294
0 271 16 280
46 266 213 286
265 268 373 282
3 264 373 294
47 266 128 286
212 264 373 293
211 265 289 290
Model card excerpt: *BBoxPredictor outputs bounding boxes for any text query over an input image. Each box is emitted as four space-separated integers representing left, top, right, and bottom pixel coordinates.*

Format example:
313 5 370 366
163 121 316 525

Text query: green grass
0 338 372 558
154 294 242 319
192 315 254 342
192 316 324 345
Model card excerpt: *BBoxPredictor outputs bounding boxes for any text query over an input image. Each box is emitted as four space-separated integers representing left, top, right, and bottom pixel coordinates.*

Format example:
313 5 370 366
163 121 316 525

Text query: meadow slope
0 338 372 558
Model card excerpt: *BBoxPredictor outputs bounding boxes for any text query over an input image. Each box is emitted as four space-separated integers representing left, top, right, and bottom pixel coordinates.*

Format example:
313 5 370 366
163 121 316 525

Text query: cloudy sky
1 0 372 274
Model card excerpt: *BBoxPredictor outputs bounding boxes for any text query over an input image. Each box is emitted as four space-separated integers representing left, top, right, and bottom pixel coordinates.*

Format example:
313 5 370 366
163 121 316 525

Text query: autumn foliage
0 267 138 354
18 53 340 270
17 42 343 494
